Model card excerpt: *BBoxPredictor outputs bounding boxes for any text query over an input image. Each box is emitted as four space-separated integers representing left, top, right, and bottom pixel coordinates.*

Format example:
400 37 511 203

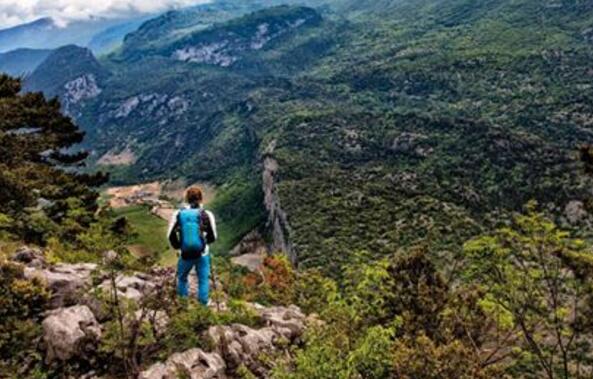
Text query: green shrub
160 300 217 357
0 260 49 375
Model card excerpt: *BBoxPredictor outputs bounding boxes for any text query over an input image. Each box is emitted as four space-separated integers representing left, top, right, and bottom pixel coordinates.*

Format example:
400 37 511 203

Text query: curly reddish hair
186 186 203 206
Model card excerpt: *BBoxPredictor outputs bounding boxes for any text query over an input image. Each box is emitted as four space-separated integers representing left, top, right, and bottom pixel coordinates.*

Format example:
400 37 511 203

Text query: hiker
167 186 217 305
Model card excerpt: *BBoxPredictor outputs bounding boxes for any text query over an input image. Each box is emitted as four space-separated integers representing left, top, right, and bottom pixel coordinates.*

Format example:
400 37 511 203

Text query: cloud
0 0 211 28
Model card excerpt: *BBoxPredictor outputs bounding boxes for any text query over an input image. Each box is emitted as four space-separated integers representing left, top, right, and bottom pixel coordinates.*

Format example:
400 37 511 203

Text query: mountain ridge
0 48 52 77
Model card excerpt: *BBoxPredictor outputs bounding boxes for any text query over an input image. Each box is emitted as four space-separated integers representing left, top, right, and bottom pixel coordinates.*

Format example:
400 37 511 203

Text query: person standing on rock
167 186 217 305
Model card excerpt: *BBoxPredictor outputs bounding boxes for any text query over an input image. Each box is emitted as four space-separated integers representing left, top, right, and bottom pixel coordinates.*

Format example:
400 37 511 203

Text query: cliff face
167 6 322 68
262 152 295 264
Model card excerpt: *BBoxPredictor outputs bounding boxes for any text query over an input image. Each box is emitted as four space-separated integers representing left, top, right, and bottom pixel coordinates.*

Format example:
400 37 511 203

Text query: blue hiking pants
176 254 210 305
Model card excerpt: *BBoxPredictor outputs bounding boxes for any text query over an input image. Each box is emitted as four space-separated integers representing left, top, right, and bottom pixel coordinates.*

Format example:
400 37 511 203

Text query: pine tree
0 74 107 243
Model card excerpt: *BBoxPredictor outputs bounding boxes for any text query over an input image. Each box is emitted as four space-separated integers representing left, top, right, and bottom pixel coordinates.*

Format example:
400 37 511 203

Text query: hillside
25 45 110 118
23 0 593 270
251 0 593 268
0 17 144 54
88 17 152 55
0 48 52 76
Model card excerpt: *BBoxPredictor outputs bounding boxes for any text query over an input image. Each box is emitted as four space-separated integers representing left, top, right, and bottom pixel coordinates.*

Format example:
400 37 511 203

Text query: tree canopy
0 74 106 243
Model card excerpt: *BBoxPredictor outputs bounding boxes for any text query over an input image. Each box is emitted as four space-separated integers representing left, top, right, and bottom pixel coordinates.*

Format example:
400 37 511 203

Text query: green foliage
293 268 338 315
342 251 394 325
273 242 524 378
391 334 497 379
346 326 395 379
0 260 49 375
464 202 593 378
160 301 217 355
208 173 266 256
0 75 106 245
42 213 131 265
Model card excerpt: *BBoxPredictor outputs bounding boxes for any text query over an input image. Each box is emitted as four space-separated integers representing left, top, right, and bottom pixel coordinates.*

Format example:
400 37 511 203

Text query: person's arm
167 211 181 249
202 210 217 244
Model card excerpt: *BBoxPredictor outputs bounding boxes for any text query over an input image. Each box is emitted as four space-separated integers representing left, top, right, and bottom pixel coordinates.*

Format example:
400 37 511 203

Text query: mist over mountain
0 16 149 54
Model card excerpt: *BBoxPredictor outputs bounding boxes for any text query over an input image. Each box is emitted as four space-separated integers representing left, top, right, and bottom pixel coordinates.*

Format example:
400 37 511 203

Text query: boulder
565 200 587 224
207 305 306 372
25 263 97 308
103 250 118 264
139 349 226 379
261 305 306 339
42 305 101 362
139 305 308 378
12 246 46 268
390 132 432 157
207 324 277 369
99 273 156 301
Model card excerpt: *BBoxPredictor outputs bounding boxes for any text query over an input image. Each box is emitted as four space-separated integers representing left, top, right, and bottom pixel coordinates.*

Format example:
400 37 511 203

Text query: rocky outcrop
42 305 102 362
174 41 237 67
565 200 588 225
260 305 306 338
230 230 268 272
111 93 190 120
263 153 295 264
171 7 321 68
63 74 102 106
140 305 307 379
12 247 310 377
12 245 46 268
13 249 164 307
230 230 267 257
207 305 306 374
390 132 433 158
139 349 227 379
24 262 97 308
99 273 157 301
97 146 137 166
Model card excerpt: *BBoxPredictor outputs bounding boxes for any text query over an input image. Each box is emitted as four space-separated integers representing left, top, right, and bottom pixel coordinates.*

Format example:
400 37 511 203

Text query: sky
0 0 211 28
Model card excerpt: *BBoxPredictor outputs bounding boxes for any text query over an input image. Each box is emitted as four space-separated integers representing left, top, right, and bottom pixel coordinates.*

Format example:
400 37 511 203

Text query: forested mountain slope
24 0 593 270
252 0 593 268
0 48 52 77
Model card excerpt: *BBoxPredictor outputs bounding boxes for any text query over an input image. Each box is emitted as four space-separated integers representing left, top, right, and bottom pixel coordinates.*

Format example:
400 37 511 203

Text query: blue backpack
178 208 206 259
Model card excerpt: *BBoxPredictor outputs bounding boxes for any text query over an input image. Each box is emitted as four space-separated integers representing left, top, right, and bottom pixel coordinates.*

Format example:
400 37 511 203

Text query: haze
0 0 211 28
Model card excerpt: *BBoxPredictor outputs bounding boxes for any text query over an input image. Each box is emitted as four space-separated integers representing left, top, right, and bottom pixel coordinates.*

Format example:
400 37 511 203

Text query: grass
207 174 267 256
111 205 177 266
